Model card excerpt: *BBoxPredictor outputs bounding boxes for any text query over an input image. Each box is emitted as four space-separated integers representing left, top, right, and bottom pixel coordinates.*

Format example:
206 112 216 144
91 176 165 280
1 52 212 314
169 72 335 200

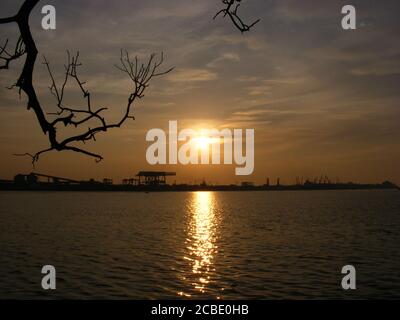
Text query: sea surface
0 190 399 299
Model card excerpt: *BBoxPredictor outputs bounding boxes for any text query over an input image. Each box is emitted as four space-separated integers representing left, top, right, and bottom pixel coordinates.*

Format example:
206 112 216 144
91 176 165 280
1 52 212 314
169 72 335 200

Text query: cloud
274 0 341 21
167 68 218 82
235 76 261 82
244 78 305 96
247 84 272 96
350 59 400 76
207 52 240 68
136 0 211 20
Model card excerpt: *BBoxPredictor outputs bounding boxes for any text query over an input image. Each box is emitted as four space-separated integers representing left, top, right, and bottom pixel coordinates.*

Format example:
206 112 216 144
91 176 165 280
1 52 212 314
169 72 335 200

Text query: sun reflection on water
182 192 219 296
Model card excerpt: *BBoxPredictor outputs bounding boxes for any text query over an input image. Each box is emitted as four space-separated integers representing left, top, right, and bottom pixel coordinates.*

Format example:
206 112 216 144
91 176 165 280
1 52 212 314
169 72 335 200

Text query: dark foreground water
0 190 399 299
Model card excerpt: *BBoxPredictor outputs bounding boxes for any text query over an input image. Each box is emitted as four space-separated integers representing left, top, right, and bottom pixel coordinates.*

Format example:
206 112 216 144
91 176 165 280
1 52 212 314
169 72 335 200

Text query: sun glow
192 136 219 151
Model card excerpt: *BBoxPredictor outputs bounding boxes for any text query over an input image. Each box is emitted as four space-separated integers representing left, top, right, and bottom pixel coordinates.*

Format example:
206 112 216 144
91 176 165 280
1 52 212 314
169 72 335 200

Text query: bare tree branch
1 0 255 165
214 0 260 33
0 16 17 24
0 37 26 70
14 148 53 166
1 0 173 164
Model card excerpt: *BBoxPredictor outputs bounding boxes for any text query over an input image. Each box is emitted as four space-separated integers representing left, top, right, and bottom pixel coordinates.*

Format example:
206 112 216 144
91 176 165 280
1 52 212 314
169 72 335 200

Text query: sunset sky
0 0 399 184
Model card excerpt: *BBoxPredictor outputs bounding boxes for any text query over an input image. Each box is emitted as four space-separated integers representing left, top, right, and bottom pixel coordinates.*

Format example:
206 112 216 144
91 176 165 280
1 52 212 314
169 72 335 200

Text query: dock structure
14 172 80 185
33 172 81 184
122 178 139 186
136 171 176 186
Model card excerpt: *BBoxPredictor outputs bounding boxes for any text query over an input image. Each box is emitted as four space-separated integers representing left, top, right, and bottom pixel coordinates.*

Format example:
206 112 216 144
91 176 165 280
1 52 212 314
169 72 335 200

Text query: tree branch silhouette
0 0 257 164
214 0 260 32
0 0 173 164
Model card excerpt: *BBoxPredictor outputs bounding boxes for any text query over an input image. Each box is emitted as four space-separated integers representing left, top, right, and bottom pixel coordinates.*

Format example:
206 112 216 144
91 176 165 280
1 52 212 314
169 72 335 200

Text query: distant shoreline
0 182 398 192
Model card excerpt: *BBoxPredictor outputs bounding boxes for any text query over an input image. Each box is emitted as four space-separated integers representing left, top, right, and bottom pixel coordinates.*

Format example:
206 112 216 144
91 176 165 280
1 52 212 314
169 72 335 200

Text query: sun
193 136 211 151
192 136 217 151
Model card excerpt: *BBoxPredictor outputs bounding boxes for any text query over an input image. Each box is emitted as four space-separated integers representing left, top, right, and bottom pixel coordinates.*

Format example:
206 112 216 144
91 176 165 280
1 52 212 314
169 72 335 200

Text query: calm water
0 190 399 299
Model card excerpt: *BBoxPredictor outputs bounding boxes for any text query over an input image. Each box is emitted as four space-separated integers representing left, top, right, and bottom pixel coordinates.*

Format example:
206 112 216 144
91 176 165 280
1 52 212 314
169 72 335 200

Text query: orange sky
1 0 399 184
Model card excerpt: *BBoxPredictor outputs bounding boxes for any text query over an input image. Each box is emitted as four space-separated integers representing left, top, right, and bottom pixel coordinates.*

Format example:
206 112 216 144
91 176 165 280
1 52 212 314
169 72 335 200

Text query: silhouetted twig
214 0 260 33
0 37 25 70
